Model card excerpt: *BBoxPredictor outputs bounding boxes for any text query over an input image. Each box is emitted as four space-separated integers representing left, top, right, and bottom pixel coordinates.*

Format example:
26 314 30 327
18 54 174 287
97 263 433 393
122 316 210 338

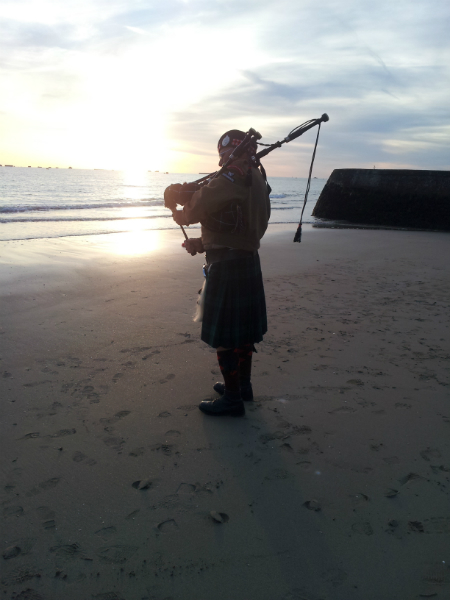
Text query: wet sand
1 224 449 600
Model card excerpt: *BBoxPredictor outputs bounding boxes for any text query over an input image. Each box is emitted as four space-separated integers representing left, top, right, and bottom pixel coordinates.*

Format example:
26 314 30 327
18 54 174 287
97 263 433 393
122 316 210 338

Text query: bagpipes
164 113 329 243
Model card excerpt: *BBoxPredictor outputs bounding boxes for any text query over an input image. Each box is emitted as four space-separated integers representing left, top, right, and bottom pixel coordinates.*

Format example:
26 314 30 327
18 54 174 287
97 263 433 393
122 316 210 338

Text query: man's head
217 130 257 166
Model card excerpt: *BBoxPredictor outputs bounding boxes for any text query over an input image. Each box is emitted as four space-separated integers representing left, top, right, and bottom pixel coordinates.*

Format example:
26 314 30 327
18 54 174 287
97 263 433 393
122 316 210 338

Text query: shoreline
1 225 449 599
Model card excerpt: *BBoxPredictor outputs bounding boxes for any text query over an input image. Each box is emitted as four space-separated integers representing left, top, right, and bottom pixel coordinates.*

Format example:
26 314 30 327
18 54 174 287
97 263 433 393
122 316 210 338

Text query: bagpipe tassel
293 224 302 243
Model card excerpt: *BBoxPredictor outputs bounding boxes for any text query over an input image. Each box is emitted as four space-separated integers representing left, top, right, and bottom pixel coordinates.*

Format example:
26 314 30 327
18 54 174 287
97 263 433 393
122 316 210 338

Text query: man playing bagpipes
164 129 271 416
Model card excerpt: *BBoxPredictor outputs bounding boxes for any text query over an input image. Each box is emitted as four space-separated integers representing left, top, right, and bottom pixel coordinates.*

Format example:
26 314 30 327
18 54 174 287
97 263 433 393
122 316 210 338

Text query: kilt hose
201 251 267 349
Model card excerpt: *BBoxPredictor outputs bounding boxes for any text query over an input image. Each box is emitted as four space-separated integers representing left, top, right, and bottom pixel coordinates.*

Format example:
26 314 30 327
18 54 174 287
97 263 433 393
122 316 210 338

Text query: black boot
199 393 245 416
200 349 244 417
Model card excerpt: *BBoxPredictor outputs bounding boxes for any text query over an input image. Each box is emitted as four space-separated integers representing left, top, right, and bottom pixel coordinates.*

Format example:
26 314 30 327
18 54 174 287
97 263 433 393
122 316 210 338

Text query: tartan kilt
201 252 267 348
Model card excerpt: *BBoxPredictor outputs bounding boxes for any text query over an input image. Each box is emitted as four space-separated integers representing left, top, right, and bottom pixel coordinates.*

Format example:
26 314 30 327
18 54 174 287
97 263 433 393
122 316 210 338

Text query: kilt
201 251 267 348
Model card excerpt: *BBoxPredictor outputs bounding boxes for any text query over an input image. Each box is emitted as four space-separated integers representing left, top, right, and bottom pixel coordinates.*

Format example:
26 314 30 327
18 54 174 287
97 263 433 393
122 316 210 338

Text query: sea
0 167 329 242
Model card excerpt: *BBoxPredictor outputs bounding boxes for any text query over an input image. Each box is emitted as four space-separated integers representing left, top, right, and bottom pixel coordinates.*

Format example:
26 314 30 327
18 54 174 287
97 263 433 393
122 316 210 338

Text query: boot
199 349 244 417
199 393 245 416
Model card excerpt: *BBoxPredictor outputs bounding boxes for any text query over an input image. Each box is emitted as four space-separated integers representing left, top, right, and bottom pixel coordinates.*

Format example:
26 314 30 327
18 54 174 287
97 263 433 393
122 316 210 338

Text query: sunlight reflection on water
106 222 161 255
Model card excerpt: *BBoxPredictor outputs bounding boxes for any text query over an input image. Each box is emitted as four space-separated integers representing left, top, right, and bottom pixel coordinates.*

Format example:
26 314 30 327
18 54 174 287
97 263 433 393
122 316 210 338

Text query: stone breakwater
312 169 450 230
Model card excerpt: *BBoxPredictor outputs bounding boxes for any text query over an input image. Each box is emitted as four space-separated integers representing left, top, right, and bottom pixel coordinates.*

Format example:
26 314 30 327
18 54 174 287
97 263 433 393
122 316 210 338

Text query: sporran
193 279 207 322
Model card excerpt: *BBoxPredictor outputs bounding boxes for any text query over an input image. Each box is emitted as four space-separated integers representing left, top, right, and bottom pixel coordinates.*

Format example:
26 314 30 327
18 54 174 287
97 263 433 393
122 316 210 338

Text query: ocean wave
269 194 288 198
1 214 170 224
0 199 162 213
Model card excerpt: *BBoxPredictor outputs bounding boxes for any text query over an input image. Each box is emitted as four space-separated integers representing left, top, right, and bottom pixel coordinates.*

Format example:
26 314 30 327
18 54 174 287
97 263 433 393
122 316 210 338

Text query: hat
217 130 257 154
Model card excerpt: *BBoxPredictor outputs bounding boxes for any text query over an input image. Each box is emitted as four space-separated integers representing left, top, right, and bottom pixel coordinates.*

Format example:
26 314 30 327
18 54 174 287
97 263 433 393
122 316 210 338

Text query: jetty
312 169 450 230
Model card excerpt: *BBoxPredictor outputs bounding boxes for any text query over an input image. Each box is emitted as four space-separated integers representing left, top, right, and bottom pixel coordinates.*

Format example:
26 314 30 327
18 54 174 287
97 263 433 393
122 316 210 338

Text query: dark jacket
183 158 271 251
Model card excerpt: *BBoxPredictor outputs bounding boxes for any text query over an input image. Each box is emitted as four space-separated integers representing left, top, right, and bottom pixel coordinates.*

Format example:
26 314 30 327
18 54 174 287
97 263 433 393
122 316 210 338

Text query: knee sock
237 344 253 388
217 349 240 397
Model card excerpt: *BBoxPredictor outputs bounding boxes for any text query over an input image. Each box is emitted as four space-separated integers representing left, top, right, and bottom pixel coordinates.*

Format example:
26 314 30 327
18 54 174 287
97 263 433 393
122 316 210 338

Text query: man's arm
164 182 201 211
182 174 248 224
181 238 204 256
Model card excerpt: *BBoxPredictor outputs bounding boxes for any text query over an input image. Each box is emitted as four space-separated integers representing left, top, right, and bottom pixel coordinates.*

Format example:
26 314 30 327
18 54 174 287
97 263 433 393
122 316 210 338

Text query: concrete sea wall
312 169 450 230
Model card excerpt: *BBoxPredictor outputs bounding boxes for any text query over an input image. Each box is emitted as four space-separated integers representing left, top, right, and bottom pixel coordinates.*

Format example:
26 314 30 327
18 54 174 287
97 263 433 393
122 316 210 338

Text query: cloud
0 20 77 51
0 0 449 173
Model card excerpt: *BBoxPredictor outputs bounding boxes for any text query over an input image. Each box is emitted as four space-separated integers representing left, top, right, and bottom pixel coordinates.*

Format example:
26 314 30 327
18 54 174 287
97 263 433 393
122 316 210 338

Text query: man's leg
213 344 254 401
236 344 254 400
199 348 245 416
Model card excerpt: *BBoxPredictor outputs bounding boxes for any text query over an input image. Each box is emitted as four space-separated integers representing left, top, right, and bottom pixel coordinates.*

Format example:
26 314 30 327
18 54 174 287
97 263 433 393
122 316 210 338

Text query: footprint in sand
399 472 426 486
422 562 450 585
420 447 441 462
346 379 364 386
100 410 131 425
296 461 312 471
97 544 138 564
370 443 383 451
1 566 42 587
95 526 117 540
408 521 424 532
103 437 125 451
35 506 56 529
129 447 145 457
49 543 82 559
142 350 161 361
3 538 36 558
132 479 152 490
158 411 171 418
264 468 291 481
112 373 123 383
48 428 76 438
150 443 174 456
72 451 97 466
351 521 374 535
322 568 348 587
165 430 181 437
125 509 140 520
23 380 52 388
122 361 136 368
303 500 321 511
3 506 24 518
283 587 326 600
423 517 450 534
329 406 357 414
280 443 294 452
430 464 450 473
383 456 400 465
156 519 179 533
177 483 196 494
176 404 197 412
36 506 54 519
19 432 40 440
2 546 21 560
119 346 152 355
25 477 61 498
210 511 229 523
350 492 370 505
159 373 176 384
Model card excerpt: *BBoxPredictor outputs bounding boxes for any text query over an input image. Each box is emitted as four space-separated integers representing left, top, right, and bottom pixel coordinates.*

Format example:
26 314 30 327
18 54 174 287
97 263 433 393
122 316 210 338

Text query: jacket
183 158 271 251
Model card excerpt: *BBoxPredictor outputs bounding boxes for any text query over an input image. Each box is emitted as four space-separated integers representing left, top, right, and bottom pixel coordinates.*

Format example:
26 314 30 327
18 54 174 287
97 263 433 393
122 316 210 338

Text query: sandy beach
1 224 449 600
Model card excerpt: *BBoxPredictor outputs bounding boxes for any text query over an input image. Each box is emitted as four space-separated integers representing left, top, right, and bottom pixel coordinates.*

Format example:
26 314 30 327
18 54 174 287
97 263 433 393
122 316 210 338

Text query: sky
0 0 449 177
